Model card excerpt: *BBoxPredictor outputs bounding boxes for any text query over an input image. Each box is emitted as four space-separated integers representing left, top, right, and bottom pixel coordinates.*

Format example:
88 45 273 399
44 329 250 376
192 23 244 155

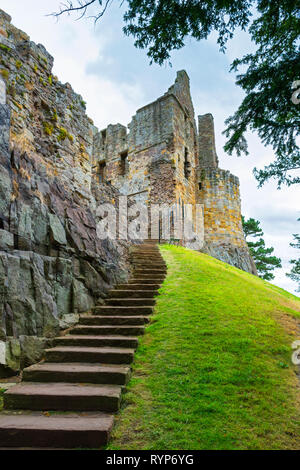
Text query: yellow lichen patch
33 189 45 203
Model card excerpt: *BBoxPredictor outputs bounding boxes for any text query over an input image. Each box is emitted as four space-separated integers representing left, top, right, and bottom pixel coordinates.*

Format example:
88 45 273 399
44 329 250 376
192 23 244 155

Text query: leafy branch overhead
53 0 300 187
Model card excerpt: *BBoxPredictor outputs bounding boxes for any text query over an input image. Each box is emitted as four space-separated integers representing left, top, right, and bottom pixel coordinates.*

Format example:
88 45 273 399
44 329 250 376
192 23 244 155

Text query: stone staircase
0 241 166 449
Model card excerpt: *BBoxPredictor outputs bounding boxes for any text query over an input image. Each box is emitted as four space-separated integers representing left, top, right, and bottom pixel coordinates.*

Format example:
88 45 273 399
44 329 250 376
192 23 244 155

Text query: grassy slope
108 245 300 450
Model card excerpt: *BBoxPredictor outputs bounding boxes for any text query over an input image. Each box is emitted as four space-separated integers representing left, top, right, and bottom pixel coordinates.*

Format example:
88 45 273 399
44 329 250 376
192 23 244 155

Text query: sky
1 0 299 295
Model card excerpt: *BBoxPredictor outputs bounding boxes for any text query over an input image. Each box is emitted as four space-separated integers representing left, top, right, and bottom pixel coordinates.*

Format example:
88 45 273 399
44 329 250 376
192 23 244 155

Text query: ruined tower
93 70 256 274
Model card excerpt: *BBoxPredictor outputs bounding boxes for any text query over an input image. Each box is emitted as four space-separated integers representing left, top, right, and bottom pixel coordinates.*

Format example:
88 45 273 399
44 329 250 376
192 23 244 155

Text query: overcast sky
1 0 299 295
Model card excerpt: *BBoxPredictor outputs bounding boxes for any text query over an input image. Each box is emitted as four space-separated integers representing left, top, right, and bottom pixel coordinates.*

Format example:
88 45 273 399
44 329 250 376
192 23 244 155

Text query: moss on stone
15 60 22 69
51 108 58 122
57 127 74 143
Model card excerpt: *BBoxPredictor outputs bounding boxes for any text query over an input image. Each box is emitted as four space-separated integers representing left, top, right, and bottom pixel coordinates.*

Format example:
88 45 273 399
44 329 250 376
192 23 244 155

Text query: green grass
108 244 300 450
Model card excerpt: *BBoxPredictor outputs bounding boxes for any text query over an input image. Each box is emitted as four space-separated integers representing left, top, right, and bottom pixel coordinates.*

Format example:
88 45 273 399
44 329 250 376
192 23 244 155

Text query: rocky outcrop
0 10 130 376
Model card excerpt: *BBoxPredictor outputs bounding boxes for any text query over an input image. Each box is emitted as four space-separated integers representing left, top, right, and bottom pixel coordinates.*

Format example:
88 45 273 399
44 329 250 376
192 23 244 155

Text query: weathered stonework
0 10 256 374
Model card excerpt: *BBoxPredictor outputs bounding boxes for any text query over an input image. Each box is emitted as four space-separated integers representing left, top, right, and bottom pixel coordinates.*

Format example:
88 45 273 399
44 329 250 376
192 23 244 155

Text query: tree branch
49 0 113 22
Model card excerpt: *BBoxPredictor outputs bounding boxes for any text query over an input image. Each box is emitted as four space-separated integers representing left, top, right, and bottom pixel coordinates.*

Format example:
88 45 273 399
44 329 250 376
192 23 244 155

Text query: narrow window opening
198 182 202 190
0 218 4 230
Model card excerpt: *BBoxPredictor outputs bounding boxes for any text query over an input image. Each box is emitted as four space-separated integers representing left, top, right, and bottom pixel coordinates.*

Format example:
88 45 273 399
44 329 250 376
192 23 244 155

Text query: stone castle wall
0 10 130 375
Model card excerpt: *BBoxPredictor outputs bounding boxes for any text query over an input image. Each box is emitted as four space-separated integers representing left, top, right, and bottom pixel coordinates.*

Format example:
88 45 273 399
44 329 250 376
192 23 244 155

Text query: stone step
129 278 165 284
105 298 156 307
0 412 114 448
131 248 160 253
91 306 153 316
23 362 131 385
131 257 163 263
134 268 166 274
132 274 166 280
54 335 139 349
132 253 160 257
115 283 161 290
107 289 158 298
45 346 135 364
71 325 145 336
132 262 166 269
4 382 122 412
79 315 149 326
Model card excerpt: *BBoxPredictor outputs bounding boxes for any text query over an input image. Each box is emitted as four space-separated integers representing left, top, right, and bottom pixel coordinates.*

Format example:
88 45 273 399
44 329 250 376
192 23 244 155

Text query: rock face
0 10 130 375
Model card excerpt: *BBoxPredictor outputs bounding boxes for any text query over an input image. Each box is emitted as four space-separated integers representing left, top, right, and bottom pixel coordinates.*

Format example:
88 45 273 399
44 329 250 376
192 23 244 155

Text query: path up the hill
0 241 166 449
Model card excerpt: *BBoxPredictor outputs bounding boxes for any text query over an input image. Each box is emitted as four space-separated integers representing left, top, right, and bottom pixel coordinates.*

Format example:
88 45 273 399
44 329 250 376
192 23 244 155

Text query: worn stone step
80 315 150 326
106 298 156 307
45 346 135 364
54 335 139 349
23 362 131 385
91 306 153 316
71 325 145 336
4 382 122 412
107 289 158 299
132 253 160 257
115 283 161 290
0 412 114 448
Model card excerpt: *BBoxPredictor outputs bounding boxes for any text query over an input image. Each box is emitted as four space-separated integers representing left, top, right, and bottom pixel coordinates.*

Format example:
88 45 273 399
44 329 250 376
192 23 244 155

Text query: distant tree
242 216 282 280
52 0 300 188
286 220 300 292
